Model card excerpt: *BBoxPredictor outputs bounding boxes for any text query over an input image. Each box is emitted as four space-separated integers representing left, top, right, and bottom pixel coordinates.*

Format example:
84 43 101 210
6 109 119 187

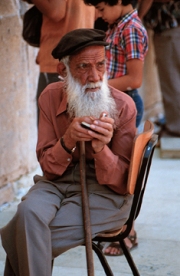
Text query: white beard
65 66 118 120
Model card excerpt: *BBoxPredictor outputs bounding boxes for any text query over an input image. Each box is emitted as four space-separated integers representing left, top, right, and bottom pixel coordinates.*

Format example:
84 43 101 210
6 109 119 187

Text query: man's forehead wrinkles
75 54 104 64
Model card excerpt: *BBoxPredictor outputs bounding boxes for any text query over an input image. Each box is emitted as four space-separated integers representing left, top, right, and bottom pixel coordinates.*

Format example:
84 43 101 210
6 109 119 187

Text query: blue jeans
126 89 144 127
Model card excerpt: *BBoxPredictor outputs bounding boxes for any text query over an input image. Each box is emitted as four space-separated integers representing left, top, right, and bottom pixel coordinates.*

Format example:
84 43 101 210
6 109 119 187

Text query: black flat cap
52 28 109 60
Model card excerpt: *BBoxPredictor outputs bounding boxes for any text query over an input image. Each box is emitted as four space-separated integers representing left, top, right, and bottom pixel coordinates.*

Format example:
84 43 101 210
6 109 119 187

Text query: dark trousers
154 26 180 136
126 89 144 127
36 72 60 124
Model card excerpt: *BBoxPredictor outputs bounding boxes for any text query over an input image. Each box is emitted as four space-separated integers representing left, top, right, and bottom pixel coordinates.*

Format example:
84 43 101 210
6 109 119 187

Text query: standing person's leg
154 26 180 136
1 181 63 276
3 257 16 276
126 89 144 128
36 72 59 124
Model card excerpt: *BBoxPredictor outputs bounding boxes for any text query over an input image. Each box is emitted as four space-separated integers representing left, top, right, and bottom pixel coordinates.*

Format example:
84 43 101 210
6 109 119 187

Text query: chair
52 120 158 275
91 120 158 276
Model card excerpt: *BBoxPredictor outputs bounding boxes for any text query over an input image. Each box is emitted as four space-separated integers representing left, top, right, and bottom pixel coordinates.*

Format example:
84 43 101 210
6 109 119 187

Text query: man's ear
57 62 67 77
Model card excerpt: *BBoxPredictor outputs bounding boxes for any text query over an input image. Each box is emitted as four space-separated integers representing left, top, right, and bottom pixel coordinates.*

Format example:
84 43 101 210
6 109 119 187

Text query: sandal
102 231 138 256
128 231 138 248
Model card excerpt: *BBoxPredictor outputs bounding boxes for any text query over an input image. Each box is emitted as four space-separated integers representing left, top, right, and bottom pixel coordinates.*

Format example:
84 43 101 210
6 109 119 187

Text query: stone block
160 137 180 158
0 6 38 188
0 0 16 16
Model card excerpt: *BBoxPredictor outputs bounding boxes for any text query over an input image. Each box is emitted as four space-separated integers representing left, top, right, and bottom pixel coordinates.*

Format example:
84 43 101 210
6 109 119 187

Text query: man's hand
63 112 114 153
89 112 114 153
62 116 94 151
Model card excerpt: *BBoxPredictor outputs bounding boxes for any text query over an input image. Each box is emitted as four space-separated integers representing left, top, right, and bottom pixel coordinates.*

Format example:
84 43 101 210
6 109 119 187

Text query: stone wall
0 0 39 205
0 1 164 206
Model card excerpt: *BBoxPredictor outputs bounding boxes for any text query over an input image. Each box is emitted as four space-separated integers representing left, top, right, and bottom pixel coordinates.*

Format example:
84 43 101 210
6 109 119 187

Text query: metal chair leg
51 259 54 274
92 243 114 276
120 240 140 276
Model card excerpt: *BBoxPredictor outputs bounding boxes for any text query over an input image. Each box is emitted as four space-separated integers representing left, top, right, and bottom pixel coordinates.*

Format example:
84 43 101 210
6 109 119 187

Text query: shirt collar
109 9 137 29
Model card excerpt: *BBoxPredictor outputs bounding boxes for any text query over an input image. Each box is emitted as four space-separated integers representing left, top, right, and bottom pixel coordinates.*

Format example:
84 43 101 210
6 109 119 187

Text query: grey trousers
1 163 132 276
154 26 180 136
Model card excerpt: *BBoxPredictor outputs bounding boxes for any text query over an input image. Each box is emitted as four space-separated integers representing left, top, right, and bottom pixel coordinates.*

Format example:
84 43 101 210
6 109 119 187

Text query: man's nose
88 66 101 82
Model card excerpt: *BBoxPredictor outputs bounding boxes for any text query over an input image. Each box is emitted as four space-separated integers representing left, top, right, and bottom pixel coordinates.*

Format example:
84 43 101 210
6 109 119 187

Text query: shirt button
67 158 71 162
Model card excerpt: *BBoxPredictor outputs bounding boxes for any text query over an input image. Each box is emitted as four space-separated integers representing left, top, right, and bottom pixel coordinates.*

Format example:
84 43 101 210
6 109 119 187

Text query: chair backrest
127 120 154 195
121 131 158 238
132 133 158 219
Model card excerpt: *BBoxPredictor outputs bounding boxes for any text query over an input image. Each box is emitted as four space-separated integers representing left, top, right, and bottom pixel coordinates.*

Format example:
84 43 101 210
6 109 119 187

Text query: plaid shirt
105 9 148 79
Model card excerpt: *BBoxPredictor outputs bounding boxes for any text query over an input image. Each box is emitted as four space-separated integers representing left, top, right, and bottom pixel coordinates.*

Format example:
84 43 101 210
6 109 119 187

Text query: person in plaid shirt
84 0 148 128
83 0 148 256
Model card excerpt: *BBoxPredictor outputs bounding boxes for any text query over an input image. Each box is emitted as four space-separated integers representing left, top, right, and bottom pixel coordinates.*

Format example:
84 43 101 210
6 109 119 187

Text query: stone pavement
0 148 180 276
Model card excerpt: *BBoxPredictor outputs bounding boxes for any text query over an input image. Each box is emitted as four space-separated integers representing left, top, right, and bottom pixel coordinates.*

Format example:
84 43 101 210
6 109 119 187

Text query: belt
125 89 138 96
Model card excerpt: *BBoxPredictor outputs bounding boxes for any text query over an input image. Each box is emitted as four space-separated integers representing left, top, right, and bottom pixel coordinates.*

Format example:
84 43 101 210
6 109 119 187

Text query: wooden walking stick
79 141 95 276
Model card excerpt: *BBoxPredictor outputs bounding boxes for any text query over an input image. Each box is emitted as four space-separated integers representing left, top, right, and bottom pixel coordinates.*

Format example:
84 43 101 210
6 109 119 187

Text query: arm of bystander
30 0 67 22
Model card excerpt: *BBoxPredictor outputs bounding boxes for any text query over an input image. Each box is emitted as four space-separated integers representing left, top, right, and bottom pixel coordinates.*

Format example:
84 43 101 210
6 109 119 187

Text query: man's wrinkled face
69 45 106 90
63 46 117 119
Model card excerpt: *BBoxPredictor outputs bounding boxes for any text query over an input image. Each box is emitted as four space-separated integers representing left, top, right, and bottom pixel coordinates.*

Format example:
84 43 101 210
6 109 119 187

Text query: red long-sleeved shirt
37 82 137 194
